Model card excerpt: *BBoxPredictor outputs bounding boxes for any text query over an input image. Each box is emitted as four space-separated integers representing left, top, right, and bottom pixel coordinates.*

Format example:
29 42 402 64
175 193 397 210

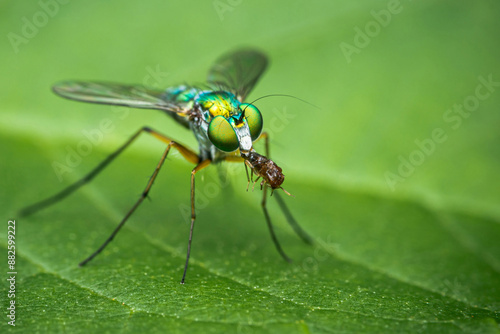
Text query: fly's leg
243 164 260 192
273 192 313 245
260 132 314 245
261 185 292 263
244 164 251 191
19 126 198 216
223 153 292 260
181 159 211 284
80 141 174 266
19 128 143 217
19 126 203 279
256 131 293 261
76 127 200 268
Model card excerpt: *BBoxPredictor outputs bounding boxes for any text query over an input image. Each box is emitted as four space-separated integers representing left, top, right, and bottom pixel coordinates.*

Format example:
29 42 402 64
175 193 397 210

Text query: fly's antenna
240 94 320 123
238 107 246 123
244 94 320 110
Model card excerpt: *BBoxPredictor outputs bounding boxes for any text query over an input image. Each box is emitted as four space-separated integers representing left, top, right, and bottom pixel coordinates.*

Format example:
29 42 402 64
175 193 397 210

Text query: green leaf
1 1 499 333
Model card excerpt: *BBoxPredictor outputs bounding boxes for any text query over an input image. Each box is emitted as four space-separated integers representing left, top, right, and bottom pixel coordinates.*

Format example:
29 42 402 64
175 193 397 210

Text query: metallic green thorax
164 86 241 120
197 91 241 120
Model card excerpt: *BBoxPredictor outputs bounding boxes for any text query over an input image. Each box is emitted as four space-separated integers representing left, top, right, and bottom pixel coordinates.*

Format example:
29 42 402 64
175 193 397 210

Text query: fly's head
201 91 263 154
201 92 291 195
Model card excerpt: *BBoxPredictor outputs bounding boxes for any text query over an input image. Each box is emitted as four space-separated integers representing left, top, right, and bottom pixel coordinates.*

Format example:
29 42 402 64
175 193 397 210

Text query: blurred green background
1 1 499 333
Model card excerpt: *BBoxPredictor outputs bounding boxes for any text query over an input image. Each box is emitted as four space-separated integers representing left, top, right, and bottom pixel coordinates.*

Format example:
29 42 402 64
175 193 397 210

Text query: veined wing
52 81 186 113
207 49 268 101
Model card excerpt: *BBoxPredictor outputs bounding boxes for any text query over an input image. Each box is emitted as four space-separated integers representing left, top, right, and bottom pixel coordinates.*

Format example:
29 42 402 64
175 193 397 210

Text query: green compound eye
208 116 239 152
240 103 263 141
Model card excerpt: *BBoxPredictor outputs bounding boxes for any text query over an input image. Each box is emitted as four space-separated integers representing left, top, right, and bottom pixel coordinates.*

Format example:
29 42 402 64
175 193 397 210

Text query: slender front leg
274 192 313 245
181 159 211 284
260 132 314 245
261 185 292 263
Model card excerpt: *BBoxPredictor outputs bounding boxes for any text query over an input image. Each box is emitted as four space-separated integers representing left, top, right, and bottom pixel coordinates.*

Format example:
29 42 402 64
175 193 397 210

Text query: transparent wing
52 81 185 113
207 49 268 101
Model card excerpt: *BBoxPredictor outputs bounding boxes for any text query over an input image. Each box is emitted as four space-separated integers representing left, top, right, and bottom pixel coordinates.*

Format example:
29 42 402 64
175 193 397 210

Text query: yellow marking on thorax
209 101 231 117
